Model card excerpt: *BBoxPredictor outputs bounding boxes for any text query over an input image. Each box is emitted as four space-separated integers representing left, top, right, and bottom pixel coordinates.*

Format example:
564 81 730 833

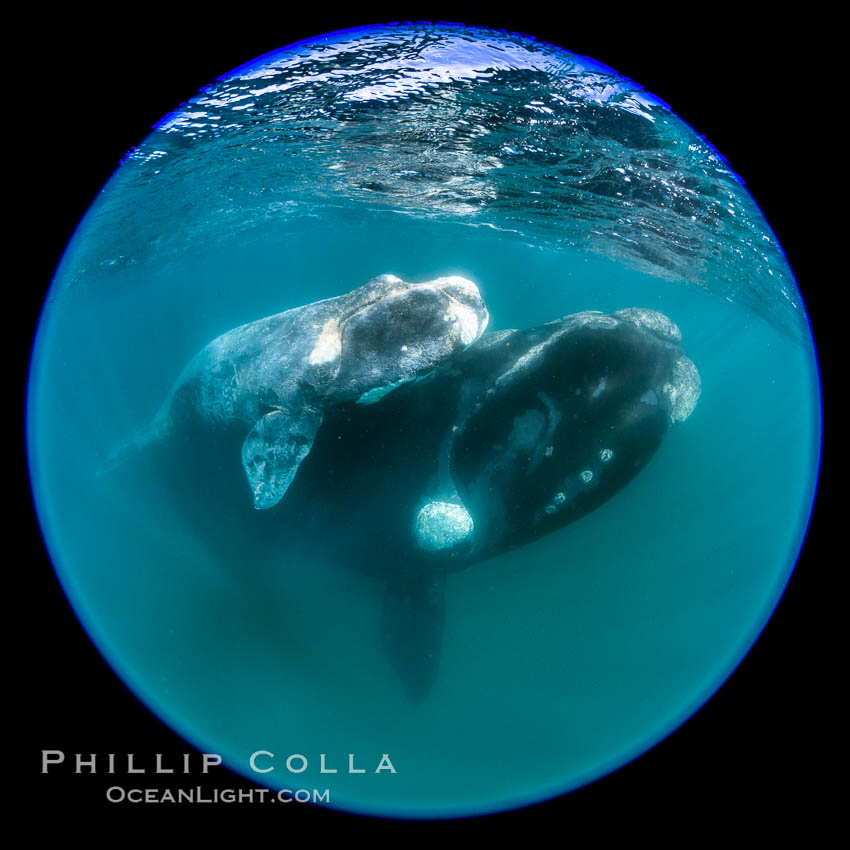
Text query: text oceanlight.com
106 787 330 804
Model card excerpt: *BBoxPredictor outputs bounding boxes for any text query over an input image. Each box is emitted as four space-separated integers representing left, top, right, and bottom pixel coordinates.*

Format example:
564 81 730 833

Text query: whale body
279 307 700 698
108 292 699 701
106 274 489 509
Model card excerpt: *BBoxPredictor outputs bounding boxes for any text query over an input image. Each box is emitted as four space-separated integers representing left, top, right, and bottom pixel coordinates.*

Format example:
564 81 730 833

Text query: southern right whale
109 300 699 702
105 273 488 509
269 307 701 700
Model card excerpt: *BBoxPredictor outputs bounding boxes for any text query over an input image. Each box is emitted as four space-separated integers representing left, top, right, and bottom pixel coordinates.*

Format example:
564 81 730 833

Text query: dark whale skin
272 310 699 699
283 310 698 571
118 309 699 701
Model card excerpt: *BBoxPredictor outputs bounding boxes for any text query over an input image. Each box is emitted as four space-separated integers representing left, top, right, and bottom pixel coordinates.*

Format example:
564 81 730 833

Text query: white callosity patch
432 276 489 346
308 318 342 365
445 300 484 345
613 308 682 343
663 355 701 423
600 448 614 462
415 501 474 551
580 470 594 484
545 491 567 515
434 275 482 300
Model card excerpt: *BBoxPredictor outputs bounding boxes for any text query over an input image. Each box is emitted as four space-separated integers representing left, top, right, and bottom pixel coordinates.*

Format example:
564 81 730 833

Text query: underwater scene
27 24 821 818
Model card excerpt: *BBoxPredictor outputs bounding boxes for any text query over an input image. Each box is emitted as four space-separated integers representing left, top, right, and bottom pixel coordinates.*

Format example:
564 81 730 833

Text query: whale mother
108 274 489 509
280 307 701 699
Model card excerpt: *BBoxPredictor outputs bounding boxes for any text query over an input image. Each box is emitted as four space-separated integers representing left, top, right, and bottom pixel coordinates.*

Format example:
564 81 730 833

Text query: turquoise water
27 25 820 818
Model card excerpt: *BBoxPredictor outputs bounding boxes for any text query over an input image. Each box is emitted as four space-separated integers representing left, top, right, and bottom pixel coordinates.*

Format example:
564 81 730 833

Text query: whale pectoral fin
241 406 322 510
381 572 446 703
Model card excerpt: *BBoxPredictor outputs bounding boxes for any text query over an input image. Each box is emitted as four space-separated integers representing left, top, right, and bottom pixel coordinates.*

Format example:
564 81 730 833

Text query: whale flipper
381 573 447 702
241 406 322 510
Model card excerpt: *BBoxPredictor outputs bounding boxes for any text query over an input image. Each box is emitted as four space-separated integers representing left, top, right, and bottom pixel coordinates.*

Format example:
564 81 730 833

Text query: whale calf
106 273 489 509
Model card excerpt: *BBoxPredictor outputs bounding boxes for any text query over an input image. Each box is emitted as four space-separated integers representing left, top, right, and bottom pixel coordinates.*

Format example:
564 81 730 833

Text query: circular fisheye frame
27 23 821 818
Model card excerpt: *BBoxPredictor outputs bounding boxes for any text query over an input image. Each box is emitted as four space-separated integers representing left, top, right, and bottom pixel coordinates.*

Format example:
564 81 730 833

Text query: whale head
438 309 700 559
329 275 489 404
247 274 488 510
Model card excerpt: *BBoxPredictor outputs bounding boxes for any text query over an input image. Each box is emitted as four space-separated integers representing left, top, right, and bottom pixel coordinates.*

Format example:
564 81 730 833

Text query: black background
19 5 830 832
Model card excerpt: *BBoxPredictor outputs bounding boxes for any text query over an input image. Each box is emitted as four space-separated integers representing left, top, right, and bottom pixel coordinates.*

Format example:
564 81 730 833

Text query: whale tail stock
381 572 447 703
98 413 170 477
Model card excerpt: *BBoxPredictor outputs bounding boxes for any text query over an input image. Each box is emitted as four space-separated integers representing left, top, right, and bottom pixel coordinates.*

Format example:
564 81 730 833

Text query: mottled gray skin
109 274 489 509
